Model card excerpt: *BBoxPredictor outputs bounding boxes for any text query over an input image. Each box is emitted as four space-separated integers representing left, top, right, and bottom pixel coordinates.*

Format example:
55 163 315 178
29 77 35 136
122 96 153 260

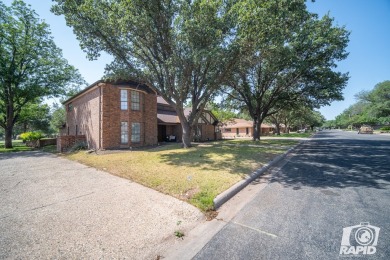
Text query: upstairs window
131 91 140 111
120 89 128 110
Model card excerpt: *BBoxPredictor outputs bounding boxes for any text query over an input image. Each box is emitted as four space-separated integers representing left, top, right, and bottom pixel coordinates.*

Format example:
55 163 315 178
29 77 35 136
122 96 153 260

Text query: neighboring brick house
220 118 274 138
58 80 158 151
157 97 220 142
58 80 221 151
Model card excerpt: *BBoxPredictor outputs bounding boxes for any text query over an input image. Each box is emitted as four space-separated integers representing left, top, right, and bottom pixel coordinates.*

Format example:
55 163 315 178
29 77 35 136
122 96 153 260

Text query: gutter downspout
99 85 102 149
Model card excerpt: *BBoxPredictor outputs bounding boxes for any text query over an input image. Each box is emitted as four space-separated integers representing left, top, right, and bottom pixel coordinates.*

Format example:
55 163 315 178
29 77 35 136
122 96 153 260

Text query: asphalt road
194 130 390 260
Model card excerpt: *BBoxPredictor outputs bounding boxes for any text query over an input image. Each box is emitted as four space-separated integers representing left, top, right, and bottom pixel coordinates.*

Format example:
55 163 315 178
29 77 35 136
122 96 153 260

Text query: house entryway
158 125 166 142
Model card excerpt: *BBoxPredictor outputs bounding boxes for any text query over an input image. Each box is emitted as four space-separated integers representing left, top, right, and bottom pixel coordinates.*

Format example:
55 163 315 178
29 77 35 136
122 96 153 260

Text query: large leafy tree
335 81 390 128
49 103 66 133
224 0 349 140
52 0 238 148
356 81 390 124
0 0 84 148
14 101 51 134
268 105 325 134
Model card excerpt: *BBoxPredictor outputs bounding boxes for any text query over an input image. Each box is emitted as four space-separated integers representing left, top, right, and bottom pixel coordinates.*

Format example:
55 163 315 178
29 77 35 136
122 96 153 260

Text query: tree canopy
335 81 390 128
52 0 238 148
52 0 350 145
223 0 349 140
0 0 84 148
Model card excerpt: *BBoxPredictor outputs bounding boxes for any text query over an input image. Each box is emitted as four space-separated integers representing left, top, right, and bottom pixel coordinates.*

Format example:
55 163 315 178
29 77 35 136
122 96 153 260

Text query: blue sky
3 0 390 120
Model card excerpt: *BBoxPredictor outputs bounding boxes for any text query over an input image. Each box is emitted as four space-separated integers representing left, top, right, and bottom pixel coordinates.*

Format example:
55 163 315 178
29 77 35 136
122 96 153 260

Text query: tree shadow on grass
271 138 390 190
155 143 287 177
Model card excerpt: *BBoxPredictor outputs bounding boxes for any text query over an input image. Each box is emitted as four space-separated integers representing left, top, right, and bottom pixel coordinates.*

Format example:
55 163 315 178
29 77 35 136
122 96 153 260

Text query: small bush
68 141 88 152
174 231 185 239
20 131 44 141
379 126 390 131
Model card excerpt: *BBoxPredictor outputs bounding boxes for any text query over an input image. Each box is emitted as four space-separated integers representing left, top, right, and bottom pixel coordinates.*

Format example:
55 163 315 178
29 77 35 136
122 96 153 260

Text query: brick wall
200 124 217 141
60 81 158 151
221 126 274 138
65 86 101 149
57 135 86 152
101 84 157 149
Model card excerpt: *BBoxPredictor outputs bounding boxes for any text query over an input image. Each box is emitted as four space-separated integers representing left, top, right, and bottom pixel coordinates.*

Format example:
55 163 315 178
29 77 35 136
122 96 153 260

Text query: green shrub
190 191 215 212
379 126 390 131
68 141 88 152
20 131 44 141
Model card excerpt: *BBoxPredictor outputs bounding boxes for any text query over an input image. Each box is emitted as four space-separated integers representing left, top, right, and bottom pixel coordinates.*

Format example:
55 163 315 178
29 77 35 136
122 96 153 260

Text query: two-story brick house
58 80 158 151
57 79 221 151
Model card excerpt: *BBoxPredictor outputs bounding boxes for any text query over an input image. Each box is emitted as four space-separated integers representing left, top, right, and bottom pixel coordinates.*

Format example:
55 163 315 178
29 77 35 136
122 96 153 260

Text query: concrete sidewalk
0 151 203 259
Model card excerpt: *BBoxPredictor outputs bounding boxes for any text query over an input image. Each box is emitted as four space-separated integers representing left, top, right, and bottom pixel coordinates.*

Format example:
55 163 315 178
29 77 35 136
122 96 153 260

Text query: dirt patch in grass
66 140 297 211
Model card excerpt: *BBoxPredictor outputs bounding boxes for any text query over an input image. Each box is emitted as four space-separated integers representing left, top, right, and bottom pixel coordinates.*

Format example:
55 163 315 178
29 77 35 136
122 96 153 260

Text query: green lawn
0 140 58 153
271 132 312 138
0 140 33 153
67 139 299 211
221 138 299 146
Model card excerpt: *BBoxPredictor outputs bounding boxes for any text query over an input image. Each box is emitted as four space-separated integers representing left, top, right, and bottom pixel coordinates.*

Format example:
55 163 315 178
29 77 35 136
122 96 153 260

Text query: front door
158 125 166 142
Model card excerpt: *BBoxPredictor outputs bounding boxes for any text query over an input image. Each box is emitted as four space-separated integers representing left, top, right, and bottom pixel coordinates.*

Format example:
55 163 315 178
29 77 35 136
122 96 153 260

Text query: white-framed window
131 91 140 111
121 122 128 143
120 89 128 110
131 122 140 143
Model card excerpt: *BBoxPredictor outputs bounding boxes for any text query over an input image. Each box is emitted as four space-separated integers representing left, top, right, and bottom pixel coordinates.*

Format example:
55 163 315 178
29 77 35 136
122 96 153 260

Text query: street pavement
194 130 390 260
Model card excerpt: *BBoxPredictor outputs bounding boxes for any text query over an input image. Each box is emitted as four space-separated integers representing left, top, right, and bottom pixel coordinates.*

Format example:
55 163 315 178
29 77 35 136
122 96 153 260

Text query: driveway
0 151 203 259
168 130 390 259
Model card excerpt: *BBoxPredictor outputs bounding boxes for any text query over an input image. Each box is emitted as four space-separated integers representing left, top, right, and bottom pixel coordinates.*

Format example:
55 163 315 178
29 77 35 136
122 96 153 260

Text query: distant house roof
221 118 273 129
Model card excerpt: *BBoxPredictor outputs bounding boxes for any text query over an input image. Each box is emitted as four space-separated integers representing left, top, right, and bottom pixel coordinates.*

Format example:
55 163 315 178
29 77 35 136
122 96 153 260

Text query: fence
25 138 57 148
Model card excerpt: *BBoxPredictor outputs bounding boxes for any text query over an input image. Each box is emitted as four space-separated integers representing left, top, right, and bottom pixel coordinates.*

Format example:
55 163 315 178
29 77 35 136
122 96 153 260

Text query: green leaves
52 0 239 147
0 0 85 148
224 0 349 138
337 81 390 127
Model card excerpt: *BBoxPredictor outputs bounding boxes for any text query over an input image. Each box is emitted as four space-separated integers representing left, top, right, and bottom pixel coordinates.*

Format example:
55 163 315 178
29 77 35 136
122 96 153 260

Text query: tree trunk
181 123 192 148
286 125 290 134
176 108 192 148
252 119 262 141
275 123 281 135
5 126 13 148
283 118 290 134
5 102 15 149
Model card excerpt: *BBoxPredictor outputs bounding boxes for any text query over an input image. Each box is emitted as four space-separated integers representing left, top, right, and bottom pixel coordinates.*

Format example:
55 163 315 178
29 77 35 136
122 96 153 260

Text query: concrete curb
213 141 303 209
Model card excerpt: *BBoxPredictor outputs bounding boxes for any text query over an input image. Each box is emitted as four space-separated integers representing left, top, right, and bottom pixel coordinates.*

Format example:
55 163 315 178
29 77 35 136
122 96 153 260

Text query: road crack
231 221 278 238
